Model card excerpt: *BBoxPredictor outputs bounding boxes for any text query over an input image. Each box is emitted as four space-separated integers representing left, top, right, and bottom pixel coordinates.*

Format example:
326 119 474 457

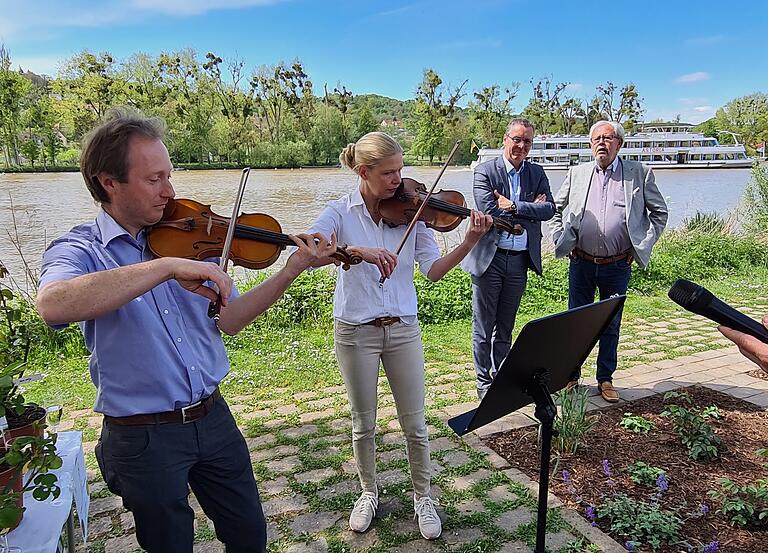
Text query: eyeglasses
505 135 533 147
591 135 618 144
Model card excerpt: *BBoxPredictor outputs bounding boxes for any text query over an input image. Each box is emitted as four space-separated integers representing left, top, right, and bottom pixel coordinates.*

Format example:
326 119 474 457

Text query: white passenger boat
473 123 752 170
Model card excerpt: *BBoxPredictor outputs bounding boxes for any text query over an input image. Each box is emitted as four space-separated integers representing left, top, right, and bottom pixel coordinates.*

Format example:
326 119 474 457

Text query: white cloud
129 0 283 16
694 105 713 113
675 71 710 83
11 55 63 77
565 83 583 91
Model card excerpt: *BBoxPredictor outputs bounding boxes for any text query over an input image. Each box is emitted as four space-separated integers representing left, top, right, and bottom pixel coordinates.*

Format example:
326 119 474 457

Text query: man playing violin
35 107 335 553
461 118 555 399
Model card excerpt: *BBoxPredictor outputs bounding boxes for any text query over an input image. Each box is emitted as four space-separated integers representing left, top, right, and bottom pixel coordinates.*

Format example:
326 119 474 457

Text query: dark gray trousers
95 398 266 553
471 249 530 392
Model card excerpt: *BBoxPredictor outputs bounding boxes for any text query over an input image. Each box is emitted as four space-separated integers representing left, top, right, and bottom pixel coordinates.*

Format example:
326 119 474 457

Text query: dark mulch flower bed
485 385 767 552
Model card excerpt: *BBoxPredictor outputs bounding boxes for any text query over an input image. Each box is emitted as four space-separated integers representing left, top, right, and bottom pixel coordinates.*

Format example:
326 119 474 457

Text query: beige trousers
334 320 431 498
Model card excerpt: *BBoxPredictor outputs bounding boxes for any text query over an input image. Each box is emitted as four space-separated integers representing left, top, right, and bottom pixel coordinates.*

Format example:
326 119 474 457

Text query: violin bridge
206 214 213 236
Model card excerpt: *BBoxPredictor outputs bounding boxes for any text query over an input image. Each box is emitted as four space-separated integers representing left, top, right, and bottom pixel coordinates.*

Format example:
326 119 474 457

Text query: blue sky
2 0 766 124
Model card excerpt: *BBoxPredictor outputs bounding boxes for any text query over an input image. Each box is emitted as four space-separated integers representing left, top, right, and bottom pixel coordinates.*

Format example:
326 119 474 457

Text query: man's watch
508 201 518 215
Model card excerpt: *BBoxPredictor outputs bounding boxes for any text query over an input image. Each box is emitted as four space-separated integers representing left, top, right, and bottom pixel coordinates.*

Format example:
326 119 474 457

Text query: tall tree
596 81 643 128
469 83 519 147
711 93 768 150
410 69 467 163
0 44 31 166
521 77 568 134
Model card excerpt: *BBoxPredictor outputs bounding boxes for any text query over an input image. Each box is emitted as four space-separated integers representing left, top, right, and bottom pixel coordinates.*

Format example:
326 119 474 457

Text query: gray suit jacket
461 156 555 277
548 158 668 269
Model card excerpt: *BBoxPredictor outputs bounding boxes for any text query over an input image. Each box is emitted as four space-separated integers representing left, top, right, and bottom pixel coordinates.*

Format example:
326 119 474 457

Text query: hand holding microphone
668 279 768 372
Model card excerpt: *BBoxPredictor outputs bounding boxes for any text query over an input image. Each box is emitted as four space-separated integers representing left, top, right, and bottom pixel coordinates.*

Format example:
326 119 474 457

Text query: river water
0 166 753 289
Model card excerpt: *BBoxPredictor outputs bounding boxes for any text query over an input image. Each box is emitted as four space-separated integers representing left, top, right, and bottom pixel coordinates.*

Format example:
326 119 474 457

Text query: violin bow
208 167 251 320
379 140 462 286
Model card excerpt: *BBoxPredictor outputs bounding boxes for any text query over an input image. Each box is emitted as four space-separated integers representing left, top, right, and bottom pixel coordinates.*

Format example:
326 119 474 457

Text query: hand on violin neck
286 232 338 273
464 211 494 245
356 247 398 279
165 258 233 305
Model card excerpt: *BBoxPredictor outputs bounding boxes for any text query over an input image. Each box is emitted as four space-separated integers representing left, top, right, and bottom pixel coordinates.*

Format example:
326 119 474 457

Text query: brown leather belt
572 248 632 265
363 316 401 327
105 388 221 426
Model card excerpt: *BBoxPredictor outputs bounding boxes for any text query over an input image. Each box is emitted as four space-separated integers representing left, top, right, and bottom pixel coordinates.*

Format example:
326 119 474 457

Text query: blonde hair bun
339 143 356 169
339 132 403 175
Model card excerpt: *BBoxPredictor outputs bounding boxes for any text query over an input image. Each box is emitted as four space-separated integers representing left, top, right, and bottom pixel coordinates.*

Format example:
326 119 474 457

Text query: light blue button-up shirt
39 210 236 417
497 157 528 251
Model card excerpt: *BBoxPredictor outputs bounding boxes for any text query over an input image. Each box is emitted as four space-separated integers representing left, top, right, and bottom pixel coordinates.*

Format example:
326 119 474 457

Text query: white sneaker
349 491 378 532
414 495 442 539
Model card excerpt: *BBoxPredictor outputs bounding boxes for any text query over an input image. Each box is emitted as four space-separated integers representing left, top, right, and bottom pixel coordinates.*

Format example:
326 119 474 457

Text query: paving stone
455 497 485 515
546 530 577 552
486 484 518 503
294 391 318 401
246 433 275 449
267 521 281 543
295 467 336 484
259 476 290 496
341 458 357 475
442 526 484 547
276 404 300 416
88 515 113 538
300 408 337 423
378 468 408 487
317 479 360 499
289 511 343 534
120 511 135 531
376 496 403 518
382 432 405 446
262 494 309 516
392 517 419 535
329 418 351 432
104 533 140 553
282 425 319 439
450 468 493 491
241 409 271 420
395 538 442 552
265 455 301 473
340 528 380 549
379 448 406 464
193 541 224 553
285 537 329 553
495 506 534 533
441 450 470 467
429 437 457 452
497 541 530 552
90 495 124 516
305 397 335 410
308 435 348 448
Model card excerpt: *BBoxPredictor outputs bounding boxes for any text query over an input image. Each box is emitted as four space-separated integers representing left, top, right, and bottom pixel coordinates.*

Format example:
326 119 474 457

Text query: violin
147 198 363 270
378 178 523 235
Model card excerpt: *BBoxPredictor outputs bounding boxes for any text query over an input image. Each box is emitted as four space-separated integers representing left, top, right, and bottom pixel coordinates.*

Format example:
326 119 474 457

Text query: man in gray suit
549 120 668 402
462 118 555 399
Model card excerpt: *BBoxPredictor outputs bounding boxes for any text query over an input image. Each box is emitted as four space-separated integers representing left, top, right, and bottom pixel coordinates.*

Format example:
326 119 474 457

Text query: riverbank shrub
744 164 768 233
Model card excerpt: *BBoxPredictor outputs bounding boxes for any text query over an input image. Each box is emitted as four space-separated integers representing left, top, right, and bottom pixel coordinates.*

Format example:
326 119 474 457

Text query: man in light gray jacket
549 120 668 402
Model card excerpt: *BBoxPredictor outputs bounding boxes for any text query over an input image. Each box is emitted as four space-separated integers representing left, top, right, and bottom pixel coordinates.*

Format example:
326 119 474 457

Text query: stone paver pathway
68 305 768 553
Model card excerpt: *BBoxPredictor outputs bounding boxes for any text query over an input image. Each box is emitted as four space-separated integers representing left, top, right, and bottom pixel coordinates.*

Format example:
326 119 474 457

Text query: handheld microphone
668 279 768 344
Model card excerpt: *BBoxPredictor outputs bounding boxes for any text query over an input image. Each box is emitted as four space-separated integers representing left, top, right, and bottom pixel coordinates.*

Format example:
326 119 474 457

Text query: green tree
0 44 31 166
521 77 568 134
410 69 466 163
352 100 379 140
19 138 40 167
324 84 353 142
711 93 768 152
469 83 519 147
310 104 345 164
596 81 644 129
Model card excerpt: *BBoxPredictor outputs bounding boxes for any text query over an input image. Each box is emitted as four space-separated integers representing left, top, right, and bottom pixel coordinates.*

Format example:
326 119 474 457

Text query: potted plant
0 264 47 439
0 431 62 530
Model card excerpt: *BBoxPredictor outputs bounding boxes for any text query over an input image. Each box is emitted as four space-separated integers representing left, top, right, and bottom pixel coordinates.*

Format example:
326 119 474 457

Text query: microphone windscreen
667 279 699 308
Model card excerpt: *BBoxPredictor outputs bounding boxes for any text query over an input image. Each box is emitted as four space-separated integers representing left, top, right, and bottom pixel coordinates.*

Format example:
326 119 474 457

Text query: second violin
378 178 523 236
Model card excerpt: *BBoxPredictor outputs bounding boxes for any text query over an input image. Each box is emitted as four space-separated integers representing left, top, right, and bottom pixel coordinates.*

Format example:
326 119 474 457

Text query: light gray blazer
548 159 668 269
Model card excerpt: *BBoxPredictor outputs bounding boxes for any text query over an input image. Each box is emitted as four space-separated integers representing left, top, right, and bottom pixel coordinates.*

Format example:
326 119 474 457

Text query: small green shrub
683 211 727 233
552 386 596 456
661 391 722 462
744 164 768 233
626 462 667 487
620 413 655 434
597 493 682 549
708 477 768 527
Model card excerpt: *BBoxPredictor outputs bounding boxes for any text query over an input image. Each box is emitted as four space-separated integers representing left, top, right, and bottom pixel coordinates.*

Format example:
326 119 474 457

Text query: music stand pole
526 371 558 553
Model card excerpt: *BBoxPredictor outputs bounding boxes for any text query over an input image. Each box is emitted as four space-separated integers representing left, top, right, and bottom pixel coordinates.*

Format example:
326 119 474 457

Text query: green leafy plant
552 385 596 456
0 430 63 528
597 492 682 549
620 413 655 434
708 450 768 528
627 462 667 488
661 391 722 461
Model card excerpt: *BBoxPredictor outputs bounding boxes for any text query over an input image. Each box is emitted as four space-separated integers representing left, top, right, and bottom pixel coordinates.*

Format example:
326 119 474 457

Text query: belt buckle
379 316 398 327
181 400 202 424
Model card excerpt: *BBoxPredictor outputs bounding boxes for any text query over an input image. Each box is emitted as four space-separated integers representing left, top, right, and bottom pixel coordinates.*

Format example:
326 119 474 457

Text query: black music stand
449 296 626 553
